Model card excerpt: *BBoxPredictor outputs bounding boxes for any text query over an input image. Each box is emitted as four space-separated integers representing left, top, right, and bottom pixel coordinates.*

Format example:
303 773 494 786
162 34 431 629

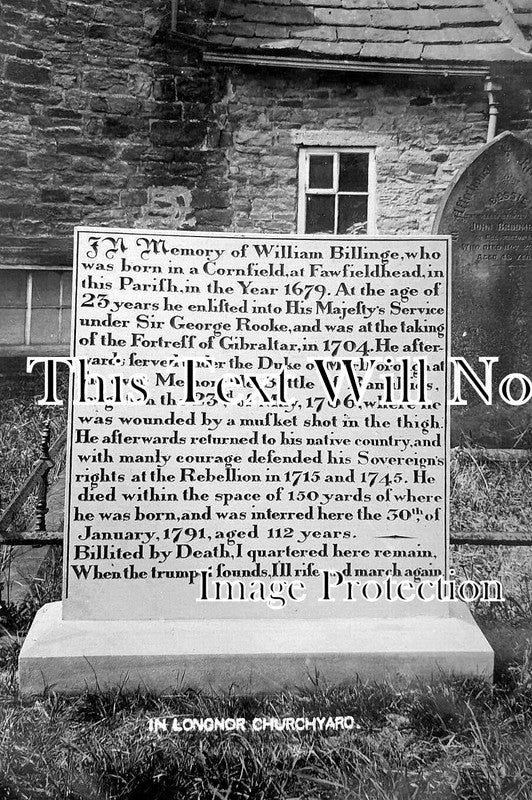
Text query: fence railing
0 422 66 545
0 425 530 546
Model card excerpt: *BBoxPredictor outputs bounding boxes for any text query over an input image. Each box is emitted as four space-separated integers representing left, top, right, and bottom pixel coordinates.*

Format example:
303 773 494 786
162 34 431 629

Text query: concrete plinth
19 601 493 695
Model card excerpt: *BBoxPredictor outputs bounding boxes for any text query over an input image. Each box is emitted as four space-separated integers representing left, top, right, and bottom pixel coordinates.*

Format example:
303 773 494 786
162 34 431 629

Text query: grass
450 449 532 623
0 671 532 799
451 449 532 534
1 377 532 799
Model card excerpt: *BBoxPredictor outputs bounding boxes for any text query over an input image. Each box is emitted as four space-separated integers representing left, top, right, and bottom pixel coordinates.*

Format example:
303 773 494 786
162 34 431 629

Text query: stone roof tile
386 0 419 8
360 40 424 56
507 0 532 42
436 7 494 25
208 33 236 45
335 25 369 38
244 4 313 23
353 25 410 39
514 10 532 29
215 21 257 37
418 0 484 7
217 2 245 18
263 38 303 48
314 8 372 25
422 41 527 58
410 25 508 41
293 24 338 38
341 0 387 7
255 23 292 37
369 8 439 26
205 0 532 63
299 39 363 53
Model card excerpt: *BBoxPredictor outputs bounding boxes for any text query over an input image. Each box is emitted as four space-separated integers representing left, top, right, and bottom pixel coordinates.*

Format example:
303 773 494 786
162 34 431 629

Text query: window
298 148 376 235
0 267 72 355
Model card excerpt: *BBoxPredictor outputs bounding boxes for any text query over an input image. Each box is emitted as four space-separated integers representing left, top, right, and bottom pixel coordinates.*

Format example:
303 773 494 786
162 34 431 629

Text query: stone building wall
0 0 229 267
222 68 532 235
0 0 531 254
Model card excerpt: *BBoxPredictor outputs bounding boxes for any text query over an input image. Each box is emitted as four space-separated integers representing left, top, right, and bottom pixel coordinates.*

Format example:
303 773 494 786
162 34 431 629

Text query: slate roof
508 0 532 42
204 0 532 64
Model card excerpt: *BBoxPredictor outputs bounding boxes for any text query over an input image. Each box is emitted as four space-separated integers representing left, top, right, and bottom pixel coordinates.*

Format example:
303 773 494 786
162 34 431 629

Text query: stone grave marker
434 131 532 448
19 227 492 693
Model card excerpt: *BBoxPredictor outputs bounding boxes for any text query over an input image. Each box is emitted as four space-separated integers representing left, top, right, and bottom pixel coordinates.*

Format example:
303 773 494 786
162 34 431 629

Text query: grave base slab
19 601 493 695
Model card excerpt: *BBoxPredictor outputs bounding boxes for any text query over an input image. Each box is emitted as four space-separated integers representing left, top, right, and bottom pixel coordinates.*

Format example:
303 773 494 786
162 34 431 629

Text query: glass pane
306 195 335 234
0 308 25 344
339 152 369 192
32 270 61 308
0 270 26 308
338 195 368 235
60 307 71 344
62 272 72 306
308 155 334 189
31 308 60 344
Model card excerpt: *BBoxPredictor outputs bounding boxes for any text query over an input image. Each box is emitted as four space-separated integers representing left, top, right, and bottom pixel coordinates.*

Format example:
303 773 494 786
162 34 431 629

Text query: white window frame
0 264 72 356
297 147 377 235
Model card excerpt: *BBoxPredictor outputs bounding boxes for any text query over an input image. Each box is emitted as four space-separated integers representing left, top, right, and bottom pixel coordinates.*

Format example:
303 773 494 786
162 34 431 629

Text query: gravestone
19 227 492 693
434 131 532 448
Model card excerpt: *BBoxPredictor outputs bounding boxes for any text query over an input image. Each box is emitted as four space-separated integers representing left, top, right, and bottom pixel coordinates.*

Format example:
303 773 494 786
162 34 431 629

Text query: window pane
308 155 334 189
339 152 369 192
60 307 71 344
31 308 60 344
0 270 26 308
62 272 72 306
32 270 61 308
306 194 335 234
338 195 368 235
0 309 25 344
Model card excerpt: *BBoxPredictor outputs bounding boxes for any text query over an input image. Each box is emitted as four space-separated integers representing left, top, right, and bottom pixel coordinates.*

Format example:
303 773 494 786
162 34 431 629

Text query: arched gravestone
434 132 532 448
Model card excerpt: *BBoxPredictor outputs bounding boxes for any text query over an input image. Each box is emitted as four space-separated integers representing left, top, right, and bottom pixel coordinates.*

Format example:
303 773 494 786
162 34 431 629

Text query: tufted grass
0 666 532 799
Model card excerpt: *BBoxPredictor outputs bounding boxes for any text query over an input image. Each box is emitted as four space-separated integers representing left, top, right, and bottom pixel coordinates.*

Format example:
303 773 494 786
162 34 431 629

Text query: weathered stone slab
61 230 451 622
20 601 493 694
434 132 532 447
18 227 494 693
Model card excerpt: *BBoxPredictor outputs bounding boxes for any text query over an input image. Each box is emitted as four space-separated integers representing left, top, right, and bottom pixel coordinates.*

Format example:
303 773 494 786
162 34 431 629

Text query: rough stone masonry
0 0 229 267
1 0 532 269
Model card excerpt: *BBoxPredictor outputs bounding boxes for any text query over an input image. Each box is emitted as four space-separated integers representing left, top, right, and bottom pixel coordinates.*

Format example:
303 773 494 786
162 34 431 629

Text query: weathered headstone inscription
435 132 532 447
64 228 450 620
20 228 494 693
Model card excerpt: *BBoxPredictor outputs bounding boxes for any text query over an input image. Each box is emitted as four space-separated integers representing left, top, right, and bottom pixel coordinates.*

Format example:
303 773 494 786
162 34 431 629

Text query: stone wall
0 0 230 266
0 0 531 261
223 67 532 235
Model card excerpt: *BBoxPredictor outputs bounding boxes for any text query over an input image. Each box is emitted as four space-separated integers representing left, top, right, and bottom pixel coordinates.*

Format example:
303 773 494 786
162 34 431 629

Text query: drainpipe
484 75 502 142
